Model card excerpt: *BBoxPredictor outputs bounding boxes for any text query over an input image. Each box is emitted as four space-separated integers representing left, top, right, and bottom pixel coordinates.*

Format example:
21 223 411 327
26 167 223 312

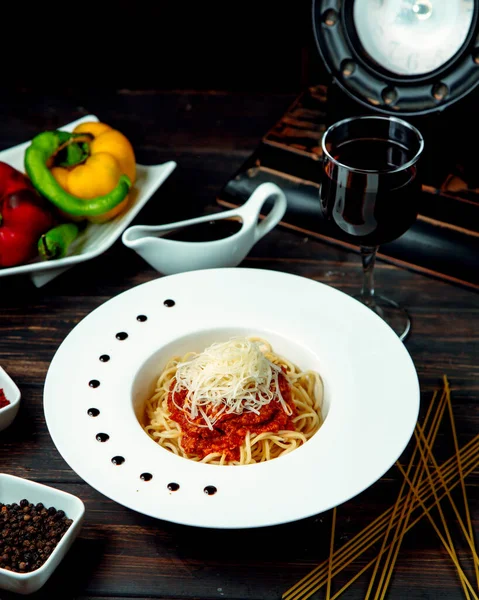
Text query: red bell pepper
0 161 56 267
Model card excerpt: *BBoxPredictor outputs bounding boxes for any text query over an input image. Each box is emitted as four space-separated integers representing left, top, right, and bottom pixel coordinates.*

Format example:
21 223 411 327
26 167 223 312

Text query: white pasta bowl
43 268 420 529
0 366 21 432
0 474 85 595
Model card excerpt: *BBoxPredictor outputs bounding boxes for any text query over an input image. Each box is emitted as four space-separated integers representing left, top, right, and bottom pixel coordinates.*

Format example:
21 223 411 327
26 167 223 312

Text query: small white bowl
0 367 21 432
0 474 85 595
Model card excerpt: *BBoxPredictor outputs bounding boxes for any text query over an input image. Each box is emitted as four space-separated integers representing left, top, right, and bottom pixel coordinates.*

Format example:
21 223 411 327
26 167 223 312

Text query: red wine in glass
320 138 421 246
320 116 424 340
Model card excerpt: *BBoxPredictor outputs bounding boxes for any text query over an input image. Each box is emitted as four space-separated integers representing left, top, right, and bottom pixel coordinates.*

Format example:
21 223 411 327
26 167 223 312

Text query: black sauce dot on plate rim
136 315 148 322
167 482 180 491
112 456 125 465
99 354 110 362
88 408 100 417
96 433 109 442
204 486 217 496
89 380 100 388
140 473 153 481
116 332 128 340
163 299 175 307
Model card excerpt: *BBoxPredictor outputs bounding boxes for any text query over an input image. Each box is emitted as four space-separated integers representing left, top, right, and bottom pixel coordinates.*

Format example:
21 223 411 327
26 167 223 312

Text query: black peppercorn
0 499 73 573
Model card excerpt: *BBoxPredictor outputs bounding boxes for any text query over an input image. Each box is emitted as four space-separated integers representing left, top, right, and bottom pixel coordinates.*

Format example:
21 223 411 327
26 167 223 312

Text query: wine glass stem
360 245 379 308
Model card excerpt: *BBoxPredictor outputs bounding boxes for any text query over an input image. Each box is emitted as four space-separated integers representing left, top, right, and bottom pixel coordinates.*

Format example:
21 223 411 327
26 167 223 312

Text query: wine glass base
354 294 411 342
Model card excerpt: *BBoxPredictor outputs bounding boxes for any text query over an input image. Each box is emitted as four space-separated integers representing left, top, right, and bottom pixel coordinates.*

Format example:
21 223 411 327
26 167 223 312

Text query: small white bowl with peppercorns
0 473 85 594
0 366 21 432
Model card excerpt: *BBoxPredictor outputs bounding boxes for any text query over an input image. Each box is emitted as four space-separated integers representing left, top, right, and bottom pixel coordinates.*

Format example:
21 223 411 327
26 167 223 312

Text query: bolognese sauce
168 372 296 461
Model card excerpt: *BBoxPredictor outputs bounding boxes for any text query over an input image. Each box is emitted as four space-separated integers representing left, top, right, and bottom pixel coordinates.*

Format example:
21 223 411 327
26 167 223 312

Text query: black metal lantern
312 0 479 116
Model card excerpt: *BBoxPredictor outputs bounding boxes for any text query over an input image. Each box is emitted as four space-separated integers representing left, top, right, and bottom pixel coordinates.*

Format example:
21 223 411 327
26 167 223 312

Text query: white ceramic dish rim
0 115 176 286
43 267 420 529
0 473 85 582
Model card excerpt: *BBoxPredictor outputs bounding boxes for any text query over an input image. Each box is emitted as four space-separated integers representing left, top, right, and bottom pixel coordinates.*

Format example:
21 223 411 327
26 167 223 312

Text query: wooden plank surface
0 90 478 600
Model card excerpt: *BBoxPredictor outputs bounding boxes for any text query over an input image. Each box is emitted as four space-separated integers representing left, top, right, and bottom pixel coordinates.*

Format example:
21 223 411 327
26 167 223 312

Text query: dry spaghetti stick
377 433 471 600
286 444 479 600
330 557 386 600
326 507 336 600
283 390 448 600
397 459 479 600
365 389 448 600
444 375 479 590
363 477 410 600
282 437 479 600
322 441 479 600
416 422 479 575
365 388 447 600
331 445 479 600
283 440 479 600
377 419 474 600
372 388 460 600
282 436 479 600
284 389 446 600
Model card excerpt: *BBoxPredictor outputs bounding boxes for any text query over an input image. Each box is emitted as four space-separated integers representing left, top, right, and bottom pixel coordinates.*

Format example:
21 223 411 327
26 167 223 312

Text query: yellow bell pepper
50 122 136 223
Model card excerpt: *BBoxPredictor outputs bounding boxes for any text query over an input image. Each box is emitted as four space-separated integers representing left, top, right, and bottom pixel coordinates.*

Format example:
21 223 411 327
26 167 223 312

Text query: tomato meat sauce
168 372 296 461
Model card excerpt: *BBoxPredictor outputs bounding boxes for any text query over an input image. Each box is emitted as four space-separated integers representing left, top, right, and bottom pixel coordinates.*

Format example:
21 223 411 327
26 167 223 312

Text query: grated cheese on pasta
171 337 291 429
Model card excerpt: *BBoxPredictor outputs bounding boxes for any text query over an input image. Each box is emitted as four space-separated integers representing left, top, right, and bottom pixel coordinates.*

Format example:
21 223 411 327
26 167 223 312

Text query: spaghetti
142 336 323 465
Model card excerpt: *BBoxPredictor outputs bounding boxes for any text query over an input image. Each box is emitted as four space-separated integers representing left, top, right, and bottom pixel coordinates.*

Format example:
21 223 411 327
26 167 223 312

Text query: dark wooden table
0 89 477 600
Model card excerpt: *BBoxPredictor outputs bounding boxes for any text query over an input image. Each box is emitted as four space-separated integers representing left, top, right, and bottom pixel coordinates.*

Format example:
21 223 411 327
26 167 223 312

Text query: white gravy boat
121 182 287 275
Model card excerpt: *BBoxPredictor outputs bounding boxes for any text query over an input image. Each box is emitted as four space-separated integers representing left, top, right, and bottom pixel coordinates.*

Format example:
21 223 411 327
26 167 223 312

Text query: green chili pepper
38 223 80 261
24 130 131 218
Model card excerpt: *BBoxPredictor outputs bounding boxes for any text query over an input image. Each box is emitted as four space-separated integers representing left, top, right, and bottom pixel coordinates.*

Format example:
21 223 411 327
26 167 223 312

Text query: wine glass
320 115 424 341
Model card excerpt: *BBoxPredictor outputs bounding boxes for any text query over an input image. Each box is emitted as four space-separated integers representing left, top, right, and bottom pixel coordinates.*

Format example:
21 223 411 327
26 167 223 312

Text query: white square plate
0 115 176 287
